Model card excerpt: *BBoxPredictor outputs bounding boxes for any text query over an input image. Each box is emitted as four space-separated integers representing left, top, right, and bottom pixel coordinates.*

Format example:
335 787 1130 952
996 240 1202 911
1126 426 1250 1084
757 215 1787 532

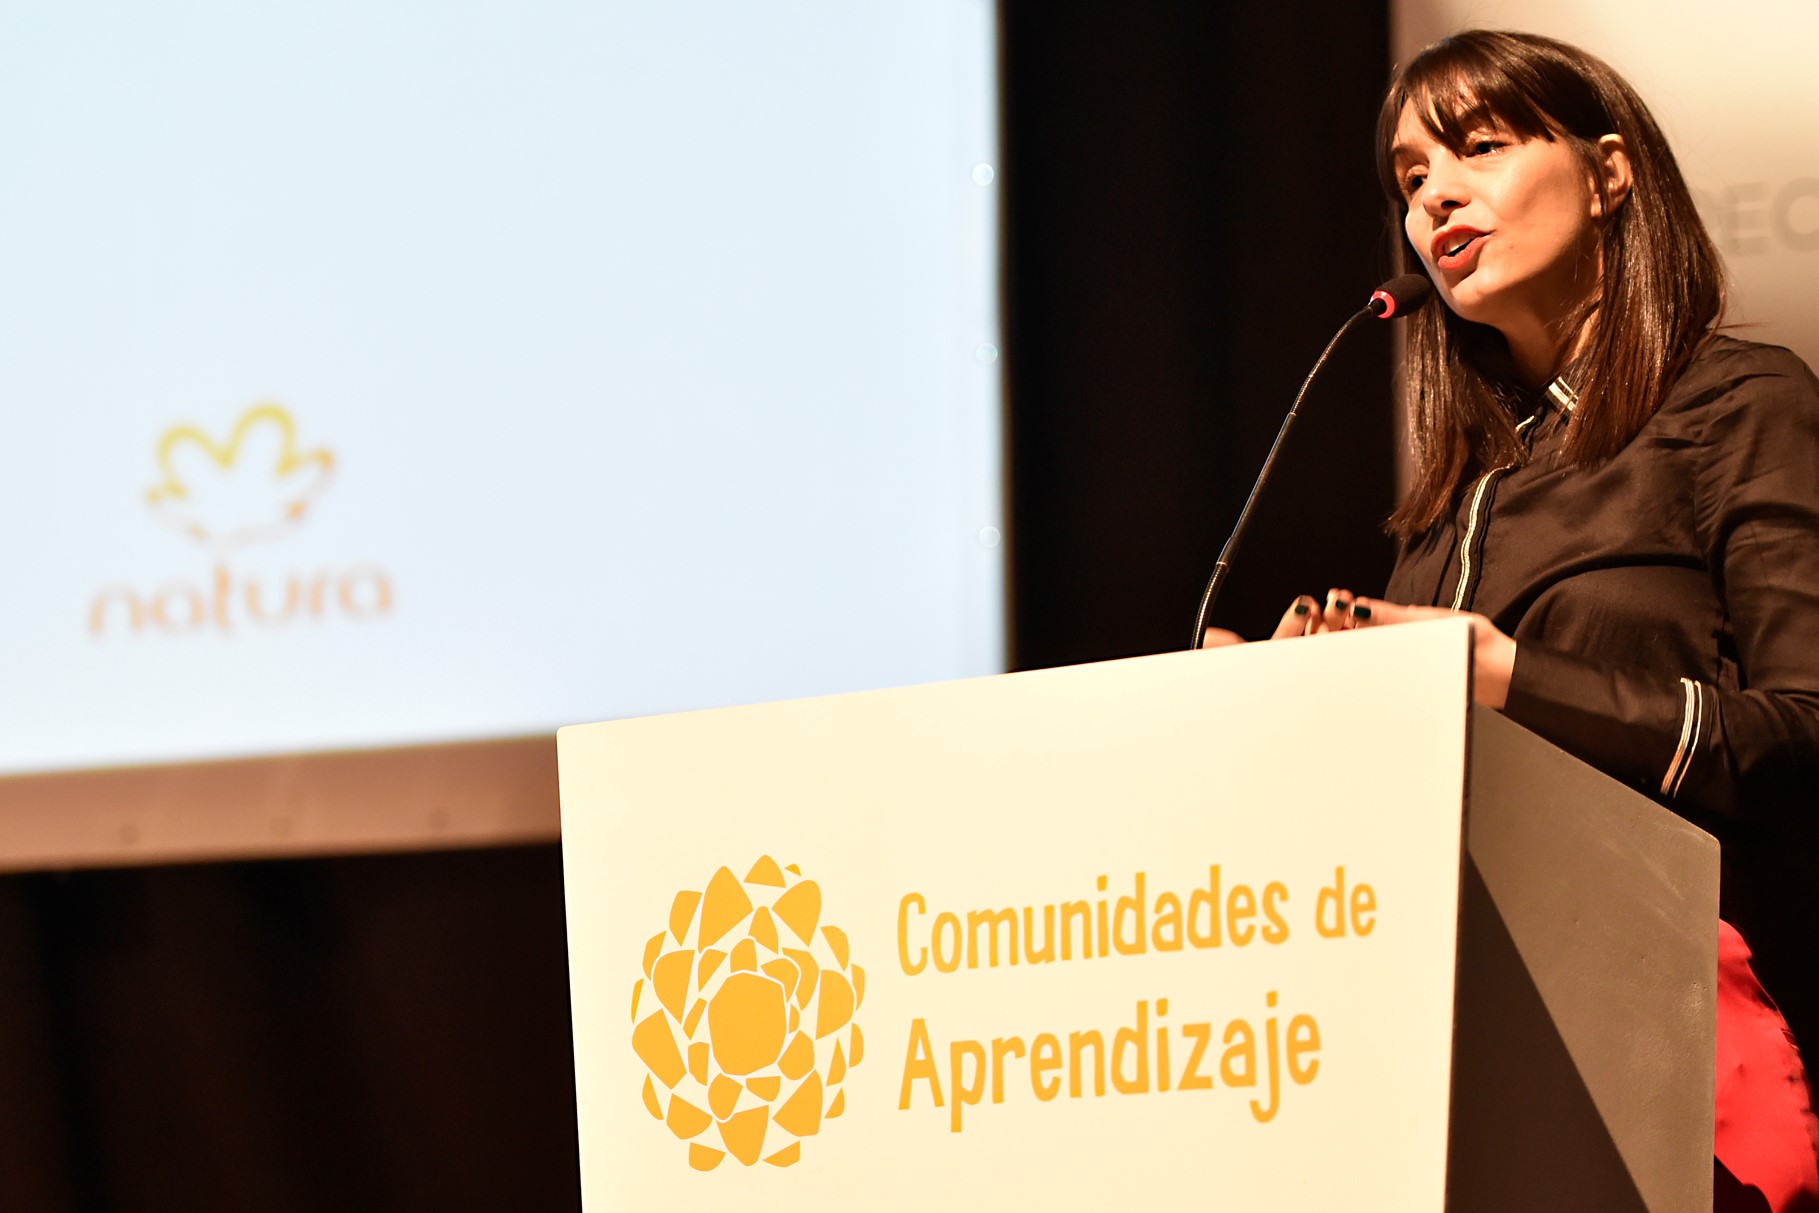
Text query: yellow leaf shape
749 907 780 953
719 1106 770 1166
822 925 850 971
709 1074 742 1121
653 950 692 1022
747 1076 781 1102
761 957 800 1004
789 1005 799 1034
145 404 336 544
730 938 759 974
630 978 644 1022
633 1012 686 1089
150 404 327 489
784 864 801 876
683 998 707 1039
688 1041 710 1086
828 1042 847 1085
697 949 726 989
746 855 787 887
643 932 666 978
774 1073 823 1138
850 1023 864 1066
666 1095 712 1141
783 948 819 1009
853 964 865 1009
827 1089 846 1119
772 880 821 944
698 867 753 949
670 889 702 942
815 971 854 1039
708 972 788 1076
642 1075 663 1120
764 1141 800 1167
688 1143 724 1171
779 1031 815 1081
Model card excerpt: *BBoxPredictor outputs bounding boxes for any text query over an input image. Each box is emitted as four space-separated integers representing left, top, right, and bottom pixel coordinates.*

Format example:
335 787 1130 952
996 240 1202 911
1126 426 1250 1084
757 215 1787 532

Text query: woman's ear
1591 134 1633 218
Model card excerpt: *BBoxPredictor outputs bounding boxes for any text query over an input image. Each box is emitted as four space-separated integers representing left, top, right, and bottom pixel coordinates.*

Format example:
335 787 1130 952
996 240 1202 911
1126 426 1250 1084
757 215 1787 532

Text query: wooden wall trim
0 736 559 872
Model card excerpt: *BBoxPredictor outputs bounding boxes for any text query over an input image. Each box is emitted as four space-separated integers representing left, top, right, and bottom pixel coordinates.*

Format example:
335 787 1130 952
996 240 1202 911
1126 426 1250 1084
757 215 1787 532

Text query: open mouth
1432 230 1486 270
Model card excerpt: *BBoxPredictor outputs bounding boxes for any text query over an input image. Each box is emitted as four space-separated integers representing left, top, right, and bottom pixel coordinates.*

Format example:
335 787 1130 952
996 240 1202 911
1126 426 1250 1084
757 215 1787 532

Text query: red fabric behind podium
1716 921 1819 1212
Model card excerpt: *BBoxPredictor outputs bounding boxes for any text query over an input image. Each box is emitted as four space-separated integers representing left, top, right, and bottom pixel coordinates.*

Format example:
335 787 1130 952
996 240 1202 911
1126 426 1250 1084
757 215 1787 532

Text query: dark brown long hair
1377 30 1724 538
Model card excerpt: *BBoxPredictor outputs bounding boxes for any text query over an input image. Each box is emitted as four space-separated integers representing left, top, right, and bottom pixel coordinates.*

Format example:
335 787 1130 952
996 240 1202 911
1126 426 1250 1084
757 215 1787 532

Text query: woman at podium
1282 29 1819 1212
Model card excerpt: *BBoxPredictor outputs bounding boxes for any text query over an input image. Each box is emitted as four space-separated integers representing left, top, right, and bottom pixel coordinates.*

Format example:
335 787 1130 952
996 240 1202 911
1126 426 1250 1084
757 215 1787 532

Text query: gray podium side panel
1446 707 1719 1213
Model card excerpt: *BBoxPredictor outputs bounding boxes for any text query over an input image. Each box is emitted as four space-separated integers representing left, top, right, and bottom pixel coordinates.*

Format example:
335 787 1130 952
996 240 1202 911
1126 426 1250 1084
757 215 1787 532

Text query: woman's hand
1265 589 1364 638
1249 588 1517 709
1351 593 1516 709
1200 589 1360 651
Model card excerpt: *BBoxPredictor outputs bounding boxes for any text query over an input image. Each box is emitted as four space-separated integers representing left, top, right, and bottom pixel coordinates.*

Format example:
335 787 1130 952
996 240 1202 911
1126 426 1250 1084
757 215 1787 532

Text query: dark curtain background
1004 2 1398 666
0 5 1392 1207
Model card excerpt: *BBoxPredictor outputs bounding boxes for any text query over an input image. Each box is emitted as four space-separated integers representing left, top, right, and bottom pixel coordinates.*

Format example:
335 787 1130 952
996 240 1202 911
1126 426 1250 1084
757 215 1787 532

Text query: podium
557 618 1717 1211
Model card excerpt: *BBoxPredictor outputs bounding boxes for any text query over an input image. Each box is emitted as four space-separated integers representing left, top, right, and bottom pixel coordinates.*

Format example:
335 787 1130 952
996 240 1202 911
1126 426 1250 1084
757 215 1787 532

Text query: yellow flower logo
145 403 335 550
631 856 865 1171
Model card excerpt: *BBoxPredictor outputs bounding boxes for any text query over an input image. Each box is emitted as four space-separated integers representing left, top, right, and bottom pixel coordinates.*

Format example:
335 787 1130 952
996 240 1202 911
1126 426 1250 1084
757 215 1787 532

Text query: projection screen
0 0 1003 867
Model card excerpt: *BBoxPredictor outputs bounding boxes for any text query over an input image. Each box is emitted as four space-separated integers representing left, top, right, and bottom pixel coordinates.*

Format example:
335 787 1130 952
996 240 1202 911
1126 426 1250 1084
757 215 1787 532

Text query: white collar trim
1545 378 1579 414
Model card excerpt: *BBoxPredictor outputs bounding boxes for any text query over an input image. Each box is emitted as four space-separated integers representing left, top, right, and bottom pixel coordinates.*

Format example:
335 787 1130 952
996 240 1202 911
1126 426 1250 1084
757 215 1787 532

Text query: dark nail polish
1351 604 1373 621
1293 603 1310 616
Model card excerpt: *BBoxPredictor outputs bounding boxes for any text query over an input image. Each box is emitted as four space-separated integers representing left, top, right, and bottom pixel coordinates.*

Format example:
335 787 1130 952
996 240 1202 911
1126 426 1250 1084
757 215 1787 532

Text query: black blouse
1385 333 1819 1051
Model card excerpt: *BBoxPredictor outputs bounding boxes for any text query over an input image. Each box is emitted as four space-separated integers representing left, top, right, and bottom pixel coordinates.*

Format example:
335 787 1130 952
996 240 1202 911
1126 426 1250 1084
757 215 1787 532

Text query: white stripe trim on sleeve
1660 677 1703 798
1670 681 1705 800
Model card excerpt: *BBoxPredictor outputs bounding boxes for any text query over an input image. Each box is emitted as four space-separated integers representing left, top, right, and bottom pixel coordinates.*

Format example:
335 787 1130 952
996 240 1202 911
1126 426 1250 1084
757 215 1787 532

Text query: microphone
1366 273 1433 319
1188 274 1435 650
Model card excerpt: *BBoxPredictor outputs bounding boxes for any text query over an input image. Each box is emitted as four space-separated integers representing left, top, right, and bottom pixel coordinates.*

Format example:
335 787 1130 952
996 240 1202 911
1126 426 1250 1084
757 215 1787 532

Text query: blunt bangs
1376 32 1615 204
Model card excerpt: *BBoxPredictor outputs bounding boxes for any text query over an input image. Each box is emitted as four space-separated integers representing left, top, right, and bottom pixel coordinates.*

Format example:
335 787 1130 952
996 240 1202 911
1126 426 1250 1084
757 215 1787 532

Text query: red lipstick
1431 226 1487 272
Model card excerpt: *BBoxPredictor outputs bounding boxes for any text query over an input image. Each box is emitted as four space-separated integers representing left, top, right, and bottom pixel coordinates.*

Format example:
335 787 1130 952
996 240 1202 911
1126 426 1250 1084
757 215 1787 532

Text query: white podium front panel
558 620 1476 1210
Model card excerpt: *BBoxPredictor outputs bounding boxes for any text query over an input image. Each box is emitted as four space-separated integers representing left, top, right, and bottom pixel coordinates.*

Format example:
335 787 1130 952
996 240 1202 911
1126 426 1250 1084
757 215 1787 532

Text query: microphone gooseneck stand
1187 275 1432 650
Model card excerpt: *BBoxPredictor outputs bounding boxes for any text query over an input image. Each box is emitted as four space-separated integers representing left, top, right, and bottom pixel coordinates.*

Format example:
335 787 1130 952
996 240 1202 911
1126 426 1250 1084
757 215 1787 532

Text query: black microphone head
1366 274 1434 319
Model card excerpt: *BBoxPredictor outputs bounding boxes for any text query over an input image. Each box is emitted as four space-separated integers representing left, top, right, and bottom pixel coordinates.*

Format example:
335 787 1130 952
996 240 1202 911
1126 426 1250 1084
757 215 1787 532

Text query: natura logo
631 856 866 1171
89 402 393 638
146 402 335 550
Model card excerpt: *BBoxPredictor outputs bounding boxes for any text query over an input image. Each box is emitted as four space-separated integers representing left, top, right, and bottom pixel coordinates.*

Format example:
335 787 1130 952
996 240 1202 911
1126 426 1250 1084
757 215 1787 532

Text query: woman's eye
1402 171 1427 197
1467 138 1506 156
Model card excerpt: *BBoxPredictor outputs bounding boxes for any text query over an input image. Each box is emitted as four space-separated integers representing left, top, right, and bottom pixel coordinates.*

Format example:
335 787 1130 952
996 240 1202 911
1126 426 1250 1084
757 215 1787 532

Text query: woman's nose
1419 160 1469 216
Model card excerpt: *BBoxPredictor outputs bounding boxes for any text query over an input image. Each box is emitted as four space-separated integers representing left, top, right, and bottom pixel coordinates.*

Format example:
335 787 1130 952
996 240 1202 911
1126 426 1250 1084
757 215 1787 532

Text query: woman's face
1391 102 1614 355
